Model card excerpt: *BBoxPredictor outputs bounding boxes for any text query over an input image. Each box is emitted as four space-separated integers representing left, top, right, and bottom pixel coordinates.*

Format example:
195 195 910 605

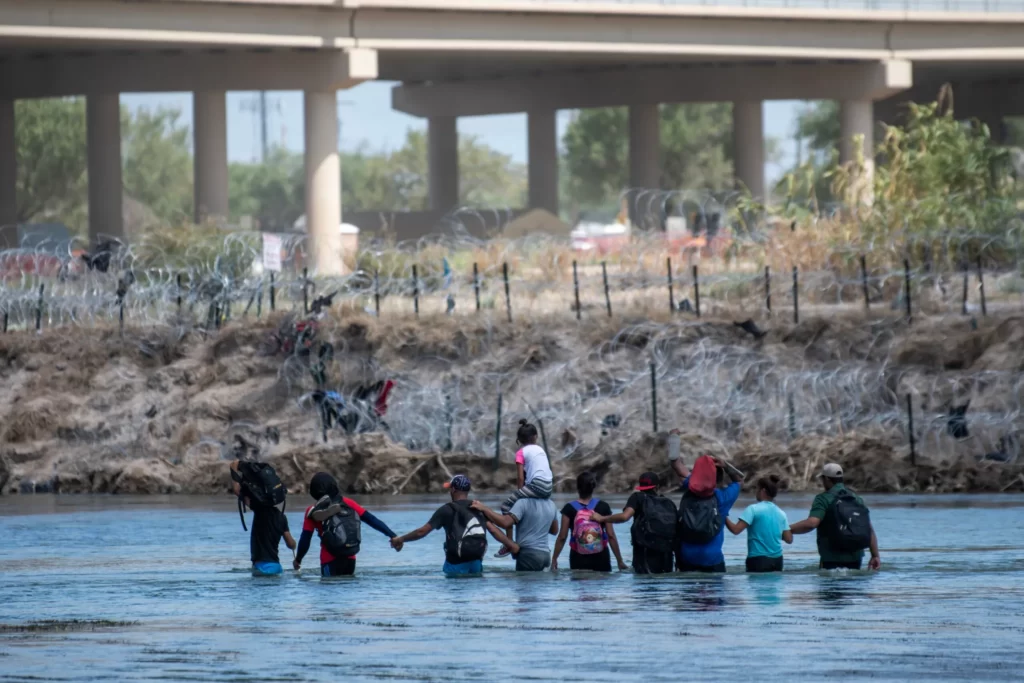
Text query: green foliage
561 104 735 213
840 98 1015 239
14 98 88 230
796 101 840 157
14 98 194 234
130 223 257 276
122 107 193 227
459 133 527 208
229 147 304 231
774 94 1021 269
229 129 527 225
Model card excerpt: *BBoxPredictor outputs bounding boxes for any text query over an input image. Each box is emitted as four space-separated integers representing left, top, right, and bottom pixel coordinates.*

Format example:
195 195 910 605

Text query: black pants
746 556 784 573
677 560 727 574
321 557 356 576
569 550 612 573
633 546 674 574
821 560 862 570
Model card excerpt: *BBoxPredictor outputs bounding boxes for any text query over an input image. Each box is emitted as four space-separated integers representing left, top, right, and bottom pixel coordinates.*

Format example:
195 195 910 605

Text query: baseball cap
635 471 660 491
821 463 844 479
444 474 472 491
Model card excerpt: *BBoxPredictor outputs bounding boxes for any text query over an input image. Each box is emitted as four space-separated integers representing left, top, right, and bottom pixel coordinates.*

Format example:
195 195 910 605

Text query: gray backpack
310 496 361 556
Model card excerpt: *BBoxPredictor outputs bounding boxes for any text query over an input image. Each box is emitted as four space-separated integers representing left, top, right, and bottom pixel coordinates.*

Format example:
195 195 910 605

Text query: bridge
3 0 1023 272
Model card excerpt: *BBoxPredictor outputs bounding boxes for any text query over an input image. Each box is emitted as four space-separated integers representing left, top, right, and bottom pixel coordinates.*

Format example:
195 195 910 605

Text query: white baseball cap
821 463 844 479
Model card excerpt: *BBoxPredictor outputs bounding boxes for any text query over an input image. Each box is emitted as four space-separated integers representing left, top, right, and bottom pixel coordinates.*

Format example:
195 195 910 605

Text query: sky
121 81 805 187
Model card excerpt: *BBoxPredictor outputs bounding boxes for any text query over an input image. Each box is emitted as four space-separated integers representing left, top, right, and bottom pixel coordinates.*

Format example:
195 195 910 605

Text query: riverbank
2 310 1023 495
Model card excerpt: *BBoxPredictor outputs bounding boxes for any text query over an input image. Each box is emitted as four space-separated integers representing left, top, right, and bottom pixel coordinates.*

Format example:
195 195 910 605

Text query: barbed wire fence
2 192 1023 469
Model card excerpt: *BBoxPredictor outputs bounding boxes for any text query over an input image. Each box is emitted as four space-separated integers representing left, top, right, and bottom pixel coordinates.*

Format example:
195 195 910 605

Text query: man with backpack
471 491 558 572
229 460 296 576
591 472 678 574
293 472 399 576
390 474 489 576
790 463 881 570
675 455 742 573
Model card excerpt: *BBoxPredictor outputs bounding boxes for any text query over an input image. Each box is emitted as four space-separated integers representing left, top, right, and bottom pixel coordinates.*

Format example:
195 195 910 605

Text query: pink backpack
569 500 607 555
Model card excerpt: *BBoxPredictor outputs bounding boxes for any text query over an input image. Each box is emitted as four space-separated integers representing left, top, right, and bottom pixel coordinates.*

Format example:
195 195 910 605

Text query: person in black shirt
591 472 676 574
229 460 297 576
249 505 296 575
551 471 627 573
391 474 487 576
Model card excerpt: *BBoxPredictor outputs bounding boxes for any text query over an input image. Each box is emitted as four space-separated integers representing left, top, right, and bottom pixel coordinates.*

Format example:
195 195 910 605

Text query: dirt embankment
1 310 1023 496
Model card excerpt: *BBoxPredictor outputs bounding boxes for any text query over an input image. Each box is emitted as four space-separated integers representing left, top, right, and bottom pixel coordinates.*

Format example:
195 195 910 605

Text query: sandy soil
2 308 1023 496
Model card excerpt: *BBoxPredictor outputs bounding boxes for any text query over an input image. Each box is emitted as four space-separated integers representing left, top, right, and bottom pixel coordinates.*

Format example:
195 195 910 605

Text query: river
1 494 1022 682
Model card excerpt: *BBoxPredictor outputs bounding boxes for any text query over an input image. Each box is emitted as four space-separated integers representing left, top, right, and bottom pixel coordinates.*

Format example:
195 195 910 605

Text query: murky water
1 494 1023 682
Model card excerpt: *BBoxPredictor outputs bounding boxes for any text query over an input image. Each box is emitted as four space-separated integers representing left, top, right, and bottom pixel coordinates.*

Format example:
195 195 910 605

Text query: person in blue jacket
675 455 742 573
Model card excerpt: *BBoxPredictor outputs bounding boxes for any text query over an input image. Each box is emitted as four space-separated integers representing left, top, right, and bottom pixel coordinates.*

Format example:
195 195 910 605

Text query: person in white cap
790 463 881 570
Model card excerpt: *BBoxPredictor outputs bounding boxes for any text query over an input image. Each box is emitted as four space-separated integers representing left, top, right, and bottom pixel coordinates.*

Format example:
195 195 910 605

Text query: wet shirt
428 499 481 565
810 483 866 565
739 501 790 559
303 497 366 564
560 499 613 571
509 497 558 552
250 505 289 565
678 478 741 567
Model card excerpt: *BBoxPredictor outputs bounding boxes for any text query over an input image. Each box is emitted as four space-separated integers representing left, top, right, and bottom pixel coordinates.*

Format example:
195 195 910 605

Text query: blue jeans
443 560 483 576
252 561 283 576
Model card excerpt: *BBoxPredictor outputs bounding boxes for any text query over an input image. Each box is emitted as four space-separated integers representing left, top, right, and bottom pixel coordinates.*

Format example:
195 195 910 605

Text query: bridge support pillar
193 90 229 224
428 115 458 212
528 109 558 215
840 99 875 203
87 93 124 243
304 90 344 276
733 100 765 201
629 103 660 191
628 103 660 226
0 98 15 248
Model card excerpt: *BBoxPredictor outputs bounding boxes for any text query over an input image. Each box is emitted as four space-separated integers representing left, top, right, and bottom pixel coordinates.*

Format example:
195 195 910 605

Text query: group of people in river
230 419 882 577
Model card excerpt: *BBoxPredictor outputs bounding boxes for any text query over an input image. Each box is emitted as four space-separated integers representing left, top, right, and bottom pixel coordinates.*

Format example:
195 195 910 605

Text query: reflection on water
0 494 1022 681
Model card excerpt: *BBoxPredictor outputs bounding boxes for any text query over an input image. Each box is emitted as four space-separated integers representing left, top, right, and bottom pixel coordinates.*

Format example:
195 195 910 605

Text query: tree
459 133 526 208
562 103 740 215
795 101 840 158
14 98 88 230
121 107 193 226
229 147 304 231
229 128 527 225
15 98 194 234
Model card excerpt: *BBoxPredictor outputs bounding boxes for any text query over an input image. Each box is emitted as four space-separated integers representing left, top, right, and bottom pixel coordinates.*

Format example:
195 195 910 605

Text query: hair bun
769 474 780 483
518 419 528 426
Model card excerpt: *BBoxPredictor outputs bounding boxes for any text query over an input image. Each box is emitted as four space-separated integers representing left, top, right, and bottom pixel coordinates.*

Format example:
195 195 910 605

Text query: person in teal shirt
725 475 792 573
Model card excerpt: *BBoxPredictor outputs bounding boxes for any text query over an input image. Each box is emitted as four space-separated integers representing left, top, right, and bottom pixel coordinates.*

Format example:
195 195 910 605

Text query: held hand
868 555 881 570
292 560 301 571
390 538 404 552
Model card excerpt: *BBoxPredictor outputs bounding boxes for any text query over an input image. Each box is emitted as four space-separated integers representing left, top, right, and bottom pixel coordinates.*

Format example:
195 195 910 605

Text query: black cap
636 471 660 491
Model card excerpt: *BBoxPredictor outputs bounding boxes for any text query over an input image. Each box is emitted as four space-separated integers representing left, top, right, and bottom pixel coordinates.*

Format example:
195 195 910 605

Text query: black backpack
310 496 362 557
231 461 286 530
445 503 488 562
825 491 872 552
636 494 678 553
677 490 722 544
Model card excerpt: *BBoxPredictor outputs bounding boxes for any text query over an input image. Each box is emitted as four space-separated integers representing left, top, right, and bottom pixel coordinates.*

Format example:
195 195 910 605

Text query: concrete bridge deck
2 0 1024 271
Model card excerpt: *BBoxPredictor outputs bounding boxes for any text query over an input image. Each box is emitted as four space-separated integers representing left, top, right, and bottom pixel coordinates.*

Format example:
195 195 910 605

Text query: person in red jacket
293 472 398 576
